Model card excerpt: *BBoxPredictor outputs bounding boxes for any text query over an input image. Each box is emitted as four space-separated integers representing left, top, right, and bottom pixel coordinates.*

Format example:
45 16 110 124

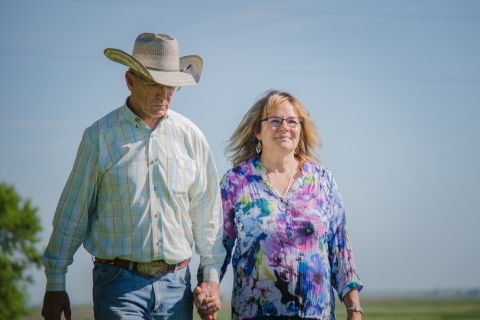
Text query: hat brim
104 48 203 87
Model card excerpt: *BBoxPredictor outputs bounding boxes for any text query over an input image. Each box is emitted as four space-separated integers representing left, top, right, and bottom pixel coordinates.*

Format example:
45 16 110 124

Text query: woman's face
256 100 301 157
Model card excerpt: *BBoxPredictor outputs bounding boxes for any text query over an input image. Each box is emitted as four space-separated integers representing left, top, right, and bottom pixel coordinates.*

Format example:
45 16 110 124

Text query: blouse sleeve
327 174 363 301
219 172 237 281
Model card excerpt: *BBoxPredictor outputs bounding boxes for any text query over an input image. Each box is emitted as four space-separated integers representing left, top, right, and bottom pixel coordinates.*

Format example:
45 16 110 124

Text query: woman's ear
255 126 262 140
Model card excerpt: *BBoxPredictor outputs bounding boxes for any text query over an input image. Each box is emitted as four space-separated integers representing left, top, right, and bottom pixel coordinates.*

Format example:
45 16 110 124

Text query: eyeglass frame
260 117 303 128
129 72 179 93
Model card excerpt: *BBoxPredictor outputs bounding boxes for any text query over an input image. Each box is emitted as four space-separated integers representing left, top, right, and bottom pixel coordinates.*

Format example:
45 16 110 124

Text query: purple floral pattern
220 157 362 319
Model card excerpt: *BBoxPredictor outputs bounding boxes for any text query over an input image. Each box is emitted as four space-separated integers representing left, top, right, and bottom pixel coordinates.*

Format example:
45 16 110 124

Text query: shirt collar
122 97 170 129
122 98 139 127
252 156 309 176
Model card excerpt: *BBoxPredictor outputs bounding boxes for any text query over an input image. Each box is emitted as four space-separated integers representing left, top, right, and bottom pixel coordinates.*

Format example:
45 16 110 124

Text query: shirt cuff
202 265 221 284
46 273 66 291
339 281 363 302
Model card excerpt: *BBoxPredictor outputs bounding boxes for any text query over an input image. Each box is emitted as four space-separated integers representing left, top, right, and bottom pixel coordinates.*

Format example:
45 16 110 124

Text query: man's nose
156 88 168 99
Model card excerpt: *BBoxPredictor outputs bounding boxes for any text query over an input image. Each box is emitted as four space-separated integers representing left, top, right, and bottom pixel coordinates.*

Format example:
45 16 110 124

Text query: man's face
126 71 176 121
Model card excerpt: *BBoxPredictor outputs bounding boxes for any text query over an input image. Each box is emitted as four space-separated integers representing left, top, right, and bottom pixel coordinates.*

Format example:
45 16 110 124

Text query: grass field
22 298 480 320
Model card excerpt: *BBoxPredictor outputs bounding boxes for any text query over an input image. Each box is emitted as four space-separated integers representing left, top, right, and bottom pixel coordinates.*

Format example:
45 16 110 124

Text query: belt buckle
137 260 167 279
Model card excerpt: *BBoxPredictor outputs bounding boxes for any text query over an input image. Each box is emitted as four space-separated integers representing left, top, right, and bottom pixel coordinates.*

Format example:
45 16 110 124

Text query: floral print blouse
220 157 362 320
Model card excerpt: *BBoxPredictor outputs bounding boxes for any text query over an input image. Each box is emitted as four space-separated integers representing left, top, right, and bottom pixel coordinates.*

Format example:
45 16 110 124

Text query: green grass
22 298 480 320
195 298 480 320
336 298 480 320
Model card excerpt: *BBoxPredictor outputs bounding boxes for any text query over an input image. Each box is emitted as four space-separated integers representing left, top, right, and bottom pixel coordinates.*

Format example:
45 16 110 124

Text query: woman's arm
343 287 362 320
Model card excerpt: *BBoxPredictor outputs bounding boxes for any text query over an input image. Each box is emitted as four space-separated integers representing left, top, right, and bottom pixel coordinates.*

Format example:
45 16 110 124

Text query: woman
220 90 363 320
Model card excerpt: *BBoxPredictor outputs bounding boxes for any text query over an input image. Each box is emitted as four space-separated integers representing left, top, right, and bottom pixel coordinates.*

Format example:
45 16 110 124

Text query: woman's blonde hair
225 90 322 167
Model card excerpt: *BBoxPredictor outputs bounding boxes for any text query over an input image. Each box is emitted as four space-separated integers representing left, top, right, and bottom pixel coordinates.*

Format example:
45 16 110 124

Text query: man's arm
188 134 226 318
42 131 99 319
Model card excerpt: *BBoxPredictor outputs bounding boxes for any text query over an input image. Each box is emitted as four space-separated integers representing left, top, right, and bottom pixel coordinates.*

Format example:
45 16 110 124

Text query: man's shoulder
167 109 197 128
82 106 125 145
166 109 206 137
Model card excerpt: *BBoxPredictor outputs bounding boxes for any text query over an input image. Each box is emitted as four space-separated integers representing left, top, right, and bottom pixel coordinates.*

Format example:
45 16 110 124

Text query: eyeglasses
261 117 302 128
130 72 177 93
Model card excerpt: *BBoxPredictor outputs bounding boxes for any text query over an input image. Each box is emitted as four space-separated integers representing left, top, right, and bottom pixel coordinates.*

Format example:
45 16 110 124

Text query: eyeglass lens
268 117 300 127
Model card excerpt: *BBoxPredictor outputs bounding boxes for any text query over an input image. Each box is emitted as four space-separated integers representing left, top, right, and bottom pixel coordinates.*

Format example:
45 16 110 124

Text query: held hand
41 291 72 320
193 281 220 320
193 286 211 320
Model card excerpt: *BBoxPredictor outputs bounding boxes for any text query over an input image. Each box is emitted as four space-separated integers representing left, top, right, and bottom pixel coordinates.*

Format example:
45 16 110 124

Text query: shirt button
156 242 160 246
154 187 157 191
155 213 158 218
150 161 155 165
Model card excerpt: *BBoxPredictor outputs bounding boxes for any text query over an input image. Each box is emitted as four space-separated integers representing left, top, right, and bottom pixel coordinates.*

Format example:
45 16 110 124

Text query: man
41 33 225 320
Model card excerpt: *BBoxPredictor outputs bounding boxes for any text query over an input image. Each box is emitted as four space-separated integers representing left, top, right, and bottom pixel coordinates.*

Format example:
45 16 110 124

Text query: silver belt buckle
137 260 167 279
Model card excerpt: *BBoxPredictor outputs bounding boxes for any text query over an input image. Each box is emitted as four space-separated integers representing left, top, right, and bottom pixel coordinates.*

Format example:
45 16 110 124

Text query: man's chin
153 109 168 118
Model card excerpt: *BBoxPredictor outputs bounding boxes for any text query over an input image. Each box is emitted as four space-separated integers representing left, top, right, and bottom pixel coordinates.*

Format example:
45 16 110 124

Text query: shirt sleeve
219 172 236 281
327 174 363 301
42 130 99 291
189 136 226 284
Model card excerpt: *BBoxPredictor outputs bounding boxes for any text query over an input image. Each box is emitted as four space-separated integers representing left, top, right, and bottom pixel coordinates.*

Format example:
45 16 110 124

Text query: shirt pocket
166 156 196 194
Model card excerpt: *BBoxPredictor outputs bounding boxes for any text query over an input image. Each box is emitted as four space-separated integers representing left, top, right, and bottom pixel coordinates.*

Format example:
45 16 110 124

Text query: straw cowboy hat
104 33 203 87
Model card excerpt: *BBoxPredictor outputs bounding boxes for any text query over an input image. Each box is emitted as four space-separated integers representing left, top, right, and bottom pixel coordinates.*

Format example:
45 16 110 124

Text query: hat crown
132 33 180 71
104 32 203 87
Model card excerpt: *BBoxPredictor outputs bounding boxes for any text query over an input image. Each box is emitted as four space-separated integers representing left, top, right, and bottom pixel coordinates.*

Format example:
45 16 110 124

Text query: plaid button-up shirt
43 101 225 291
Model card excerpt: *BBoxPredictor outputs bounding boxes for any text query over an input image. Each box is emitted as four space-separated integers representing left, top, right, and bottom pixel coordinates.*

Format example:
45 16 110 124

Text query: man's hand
41 291 71 320
193 279 221 320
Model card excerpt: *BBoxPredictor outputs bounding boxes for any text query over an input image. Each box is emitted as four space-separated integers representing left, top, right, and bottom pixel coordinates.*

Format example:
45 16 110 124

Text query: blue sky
1 0 479 306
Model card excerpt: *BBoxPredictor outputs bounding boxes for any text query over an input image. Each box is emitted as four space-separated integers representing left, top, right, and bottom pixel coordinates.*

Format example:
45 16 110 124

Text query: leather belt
95 257 190 278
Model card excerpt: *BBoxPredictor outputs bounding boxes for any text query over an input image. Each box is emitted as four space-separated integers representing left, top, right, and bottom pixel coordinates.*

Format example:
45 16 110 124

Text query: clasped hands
193 275 221 320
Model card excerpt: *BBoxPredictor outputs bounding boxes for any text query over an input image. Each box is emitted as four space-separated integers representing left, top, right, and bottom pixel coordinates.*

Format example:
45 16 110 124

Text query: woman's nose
278 120 290 130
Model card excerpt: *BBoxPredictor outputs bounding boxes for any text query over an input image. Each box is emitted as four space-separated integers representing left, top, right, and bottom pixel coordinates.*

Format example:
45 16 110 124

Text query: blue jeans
93 261 193 320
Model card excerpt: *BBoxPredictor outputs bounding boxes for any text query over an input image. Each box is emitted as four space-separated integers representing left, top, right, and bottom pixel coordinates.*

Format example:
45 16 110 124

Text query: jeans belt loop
128 260 134 271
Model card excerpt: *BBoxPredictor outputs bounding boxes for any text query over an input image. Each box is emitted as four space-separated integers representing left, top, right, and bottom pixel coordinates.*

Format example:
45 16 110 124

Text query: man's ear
125 71 134 92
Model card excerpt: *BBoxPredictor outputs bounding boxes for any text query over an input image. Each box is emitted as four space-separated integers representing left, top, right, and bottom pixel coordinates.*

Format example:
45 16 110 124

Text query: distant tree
0 182 43 320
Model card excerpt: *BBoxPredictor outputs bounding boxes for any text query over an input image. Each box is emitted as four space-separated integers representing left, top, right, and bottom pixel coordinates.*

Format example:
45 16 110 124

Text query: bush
0 182 43 320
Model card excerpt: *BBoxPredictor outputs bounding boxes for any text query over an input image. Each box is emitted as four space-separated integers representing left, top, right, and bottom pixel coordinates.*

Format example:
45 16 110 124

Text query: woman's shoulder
302 161 337 189
221 158 260 184
303 160 331 176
